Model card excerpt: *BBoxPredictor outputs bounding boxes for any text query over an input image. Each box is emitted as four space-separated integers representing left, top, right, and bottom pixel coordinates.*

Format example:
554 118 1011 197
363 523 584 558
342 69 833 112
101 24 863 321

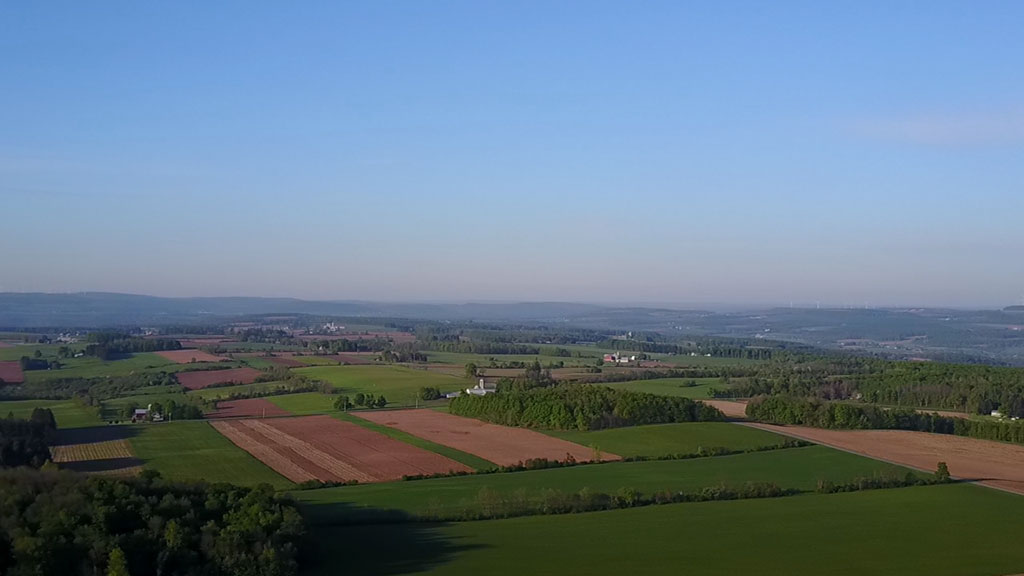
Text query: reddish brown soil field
0 361 24 383
744 423 1024 495
211 415 470 483
357 409 619 466
207 398 290 419
176 367 263 390
0 342 14 348
155 349 228 363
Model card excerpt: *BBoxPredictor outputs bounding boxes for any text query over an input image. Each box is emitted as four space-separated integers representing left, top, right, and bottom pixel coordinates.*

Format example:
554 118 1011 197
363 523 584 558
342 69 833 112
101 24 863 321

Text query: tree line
449 384 723 430
745 395 1024 445
0 409 56 468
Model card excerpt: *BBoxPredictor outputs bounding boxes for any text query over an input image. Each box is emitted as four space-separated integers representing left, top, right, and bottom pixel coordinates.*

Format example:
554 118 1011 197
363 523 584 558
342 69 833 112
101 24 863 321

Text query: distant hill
1005 305 1024 312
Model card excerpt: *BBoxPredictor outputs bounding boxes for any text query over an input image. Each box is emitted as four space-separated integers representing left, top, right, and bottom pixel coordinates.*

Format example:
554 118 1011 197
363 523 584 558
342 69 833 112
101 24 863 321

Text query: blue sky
2 2 1022 307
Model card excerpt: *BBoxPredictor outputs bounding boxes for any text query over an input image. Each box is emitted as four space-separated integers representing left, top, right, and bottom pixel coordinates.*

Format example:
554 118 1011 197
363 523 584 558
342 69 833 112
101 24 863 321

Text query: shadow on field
54 425 139 445
60 457 144 473
301 503 486 575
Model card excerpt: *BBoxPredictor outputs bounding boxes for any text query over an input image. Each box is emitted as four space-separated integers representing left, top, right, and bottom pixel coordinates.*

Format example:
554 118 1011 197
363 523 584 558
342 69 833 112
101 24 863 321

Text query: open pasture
176 367 263 390
600 377 734 399
545 422 789 458
296 444 920 522
207 398 290 419
0 398 101 428
154 349 228 363
306 484 1024 576
356 409 616 466
265 392 337 414
292 365 468 405
21 353 175 383
746 423 1024 494
424 351 596 368
128 421 292 488
187 380 291 400
212 415 471 483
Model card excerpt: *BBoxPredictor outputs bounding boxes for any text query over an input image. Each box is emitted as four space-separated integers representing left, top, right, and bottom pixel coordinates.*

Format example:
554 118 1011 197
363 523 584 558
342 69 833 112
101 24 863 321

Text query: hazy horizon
3 3 1022 308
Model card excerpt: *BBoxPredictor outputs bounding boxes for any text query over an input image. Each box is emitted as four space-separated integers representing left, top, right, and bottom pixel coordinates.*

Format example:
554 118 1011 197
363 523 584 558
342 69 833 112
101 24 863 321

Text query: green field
185 380 299 401
0 344 62 361
295 445 921 522
292 365 468 406
305 484 1024 576
544 422 787 458
0 398 102 428
424 352 596 368
21 352 175 383
336 413 495 471
127 421 293 489
266 392 337 414
650 353 762 367
599 377 733 399
294 356 345 366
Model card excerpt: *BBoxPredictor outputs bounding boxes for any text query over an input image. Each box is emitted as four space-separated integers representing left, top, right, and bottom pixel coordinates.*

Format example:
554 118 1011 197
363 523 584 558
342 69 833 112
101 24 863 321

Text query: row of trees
449 385 723 430
84 333 181 360
0 469 304 576
0 409 57 468
745 395 1024 444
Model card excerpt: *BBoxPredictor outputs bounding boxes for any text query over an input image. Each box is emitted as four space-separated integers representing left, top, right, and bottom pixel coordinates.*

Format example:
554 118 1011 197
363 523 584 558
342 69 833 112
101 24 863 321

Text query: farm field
293 355 345 366
212 415 471 483
128 421 293 489
335 413 496 471
187 380 291 400
0 398 102 428
650 354 762 367
176 367 263 390
746 423 1024 494
207 398 290 419
0 361 24 383
544 422 790 458
50 427 142 475
424 352 596 367
702 399 749 418
356 409 616 466
153 349 227 363
599 377 734 399
0 344 62 362
304 484 1024 576
295 444 921 522
265 392 337 414
21 353 175 383
292 365 468 405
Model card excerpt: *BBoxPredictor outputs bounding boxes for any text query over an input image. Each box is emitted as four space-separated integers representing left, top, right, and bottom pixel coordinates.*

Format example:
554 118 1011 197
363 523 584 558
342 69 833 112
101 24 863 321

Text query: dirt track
744 423 1024 495
357 409 619 466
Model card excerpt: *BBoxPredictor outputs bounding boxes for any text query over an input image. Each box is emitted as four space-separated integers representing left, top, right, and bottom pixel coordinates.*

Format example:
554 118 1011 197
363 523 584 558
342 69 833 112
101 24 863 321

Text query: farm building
603 353 636 364
465 379 496 396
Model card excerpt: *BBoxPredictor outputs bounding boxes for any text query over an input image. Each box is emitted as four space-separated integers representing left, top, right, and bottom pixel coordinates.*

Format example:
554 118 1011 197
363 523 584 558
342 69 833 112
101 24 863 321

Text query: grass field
424 352 596 368
21 353 175 383
0 398 102 428
304 484 1024 576
599 377 734 399
0 344 62 362
187 380 291 401
266 392 337 414
295 445 922 522
649 354 762 367
292 365 468 406
334 412 495 471
127 421 293 489
294 356 345 366
544 422 788 458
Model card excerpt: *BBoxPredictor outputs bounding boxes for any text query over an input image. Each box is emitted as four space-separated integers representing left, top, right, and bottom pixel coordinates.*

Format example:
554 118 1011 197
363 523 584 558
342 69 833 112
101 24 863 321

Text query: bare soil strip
0 361 25 383
703 399 749 419
211 420 319 483
356 409 620 466
744 423 1024 495
154 349 228 363
206 398 290 419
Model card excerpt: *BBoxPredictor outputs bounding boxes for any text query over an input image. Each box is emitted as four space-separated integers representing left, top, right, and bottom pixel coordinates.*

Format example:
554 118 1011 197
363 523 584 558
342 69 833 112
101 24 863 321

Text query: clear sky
2 2 1022 307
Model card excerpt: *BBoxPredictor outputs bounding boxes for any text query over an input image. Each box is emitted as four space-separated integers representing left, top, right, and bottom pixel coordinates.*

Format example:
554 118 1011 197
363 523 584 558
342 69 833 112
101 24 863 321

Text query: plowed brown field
357 409 619 466
155 349 228 363
744 423 1024 495
177 367 262 390
207 398 290 419
0 361 24 383
211 415 470 483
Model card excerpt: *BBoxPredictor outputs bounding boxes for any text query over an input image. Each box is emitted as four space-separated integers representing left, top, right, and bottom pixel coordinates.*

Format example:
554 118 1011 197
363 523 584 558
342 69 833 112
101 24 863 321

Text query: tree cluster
0 469 304 576
449 384 723 431
0 409 56 468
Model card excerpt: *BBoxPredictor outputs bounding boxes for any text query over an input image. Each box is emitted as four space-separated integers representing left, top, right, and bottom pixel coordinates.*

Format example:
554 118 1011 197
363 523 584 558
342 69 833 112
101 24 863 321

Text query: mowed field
0 398 101 428
154 349 227 363
292 365 469 404
176 367 263 390
356 410 616 466
212 415 472 484
128 421 292 489
545 422 791 458
746 423 1024 494
0 361 25 383
296 445 920 522
305 484 1024 576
